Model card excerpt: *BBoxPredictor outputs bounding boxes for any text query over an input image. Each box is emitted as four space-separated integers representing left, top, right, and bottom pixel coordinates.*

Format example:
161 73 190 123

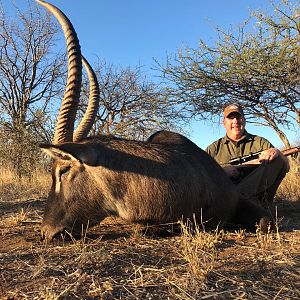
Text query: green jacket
206 131 273 167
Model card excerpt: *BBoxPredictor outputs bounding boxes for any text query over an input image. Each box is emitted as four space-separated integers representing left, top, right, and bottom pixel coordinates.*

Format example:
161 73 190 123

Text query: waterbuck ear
40 144 80 162
40 143 98 166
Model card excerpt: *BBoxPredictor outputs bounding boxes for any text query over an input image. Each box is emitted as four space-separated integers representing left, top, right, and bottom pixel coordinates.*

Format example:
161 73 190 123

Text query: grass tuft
178 217 224 282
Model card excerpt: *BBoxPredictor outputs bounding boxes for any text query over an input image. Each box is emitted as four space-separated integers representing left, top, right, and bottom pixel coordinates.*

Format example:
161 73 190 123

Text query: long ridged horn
73 56 100 142
36 0 82 144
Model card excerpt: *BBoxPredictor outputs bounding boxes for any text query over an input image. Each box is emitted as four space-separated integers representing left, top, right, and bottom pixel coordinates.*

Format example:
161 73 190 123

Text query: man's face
223 112 245 141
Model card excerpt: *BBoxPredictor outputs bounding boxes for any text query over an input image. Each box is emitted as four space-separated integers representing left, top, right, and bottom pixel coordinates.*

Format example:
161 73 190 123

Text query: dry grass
277 159 300 202
178 218 224 282
0 166 50 201
0 166 299 299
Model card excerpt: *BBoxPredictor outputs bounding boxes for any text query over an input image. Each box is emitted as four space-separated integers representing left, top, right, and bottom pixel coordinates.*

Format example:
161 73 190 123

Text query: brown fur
41 131 271 240
40 131 241 240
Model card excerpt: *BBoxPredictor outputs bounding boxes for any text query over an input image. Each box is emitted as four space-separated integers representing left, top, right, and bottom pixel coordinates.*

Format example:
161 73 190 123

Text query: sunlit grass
276 159 300 202
178 217 224 281
0 166 50 201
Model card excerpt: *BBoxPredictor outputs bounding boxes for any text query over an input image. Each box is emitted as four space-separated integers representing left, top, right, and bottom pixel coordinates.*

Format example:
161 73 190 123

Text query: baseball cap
223 104 244 118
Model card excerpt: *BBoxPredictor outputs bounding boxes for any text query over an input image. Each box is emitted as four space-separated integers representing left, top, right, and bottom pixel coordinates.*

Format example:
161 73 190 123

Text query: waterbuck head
37 0 100 240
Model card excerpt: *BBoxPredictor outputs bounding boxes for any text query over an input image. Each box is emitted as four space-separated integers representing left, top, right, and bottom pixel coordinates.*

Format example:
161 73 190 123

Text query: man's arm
253 148 290 171
224 147 291 177
233 147 291 172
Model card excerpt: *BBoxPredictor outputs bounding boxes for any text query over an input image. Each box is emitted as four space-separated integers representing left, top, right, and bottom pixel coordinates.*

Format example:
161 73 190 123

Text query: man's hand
259 148 290 171
223 165 240 178
259 148 280 163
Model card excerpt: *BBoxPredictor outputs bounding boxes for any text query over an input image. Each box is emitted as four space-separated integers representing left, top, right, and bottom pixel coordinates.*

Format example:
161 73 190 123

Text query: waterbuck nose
41 223 64 241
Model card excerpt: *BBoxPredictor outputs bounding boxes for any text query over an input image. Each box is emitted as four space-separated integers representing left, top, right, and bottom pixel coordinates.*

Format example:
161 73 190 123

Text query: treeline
0 0 298 178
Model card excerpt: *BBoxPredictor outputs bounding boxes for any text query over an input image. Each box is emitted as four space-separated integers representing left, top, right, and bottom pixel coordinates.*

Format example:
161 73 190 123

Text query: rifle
228 145 300 167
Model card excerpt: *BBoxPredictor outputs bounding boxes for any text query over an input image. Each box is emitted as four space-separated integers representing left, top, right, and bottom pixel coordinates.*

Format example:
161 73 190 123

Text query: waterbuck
37 0 270 241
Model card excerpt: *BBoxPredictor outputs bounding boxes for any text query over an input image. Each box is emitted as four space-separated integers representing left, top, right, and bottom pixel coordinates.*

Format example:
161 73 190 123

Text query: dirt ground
0 197 299 299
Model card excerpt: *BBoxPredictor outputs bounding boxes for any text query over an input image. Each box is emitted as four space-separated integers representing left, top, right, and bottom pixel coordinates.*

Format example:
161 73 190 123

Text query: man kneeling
206 104 290 207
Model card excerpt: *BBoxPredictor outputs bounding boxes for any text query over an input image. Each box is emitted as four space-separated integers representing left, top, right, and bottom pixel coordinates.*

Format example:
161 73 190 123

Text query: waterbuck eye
60 166 70 177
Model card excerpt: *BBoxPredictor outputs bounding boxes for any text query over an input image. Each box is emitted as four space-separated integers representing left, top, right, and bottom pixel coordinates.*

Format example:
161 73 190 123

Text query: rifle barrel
229 145 300 167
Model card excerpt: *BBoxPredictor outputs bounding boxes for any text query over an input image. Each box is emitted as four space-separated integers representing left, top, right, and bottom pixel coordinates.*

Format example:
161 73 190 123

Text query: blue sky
4 0 298 148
